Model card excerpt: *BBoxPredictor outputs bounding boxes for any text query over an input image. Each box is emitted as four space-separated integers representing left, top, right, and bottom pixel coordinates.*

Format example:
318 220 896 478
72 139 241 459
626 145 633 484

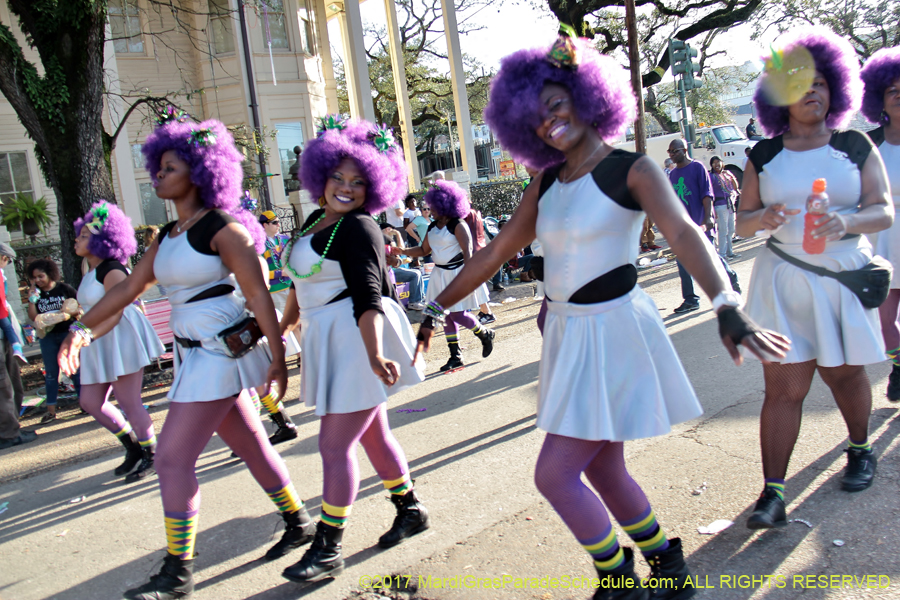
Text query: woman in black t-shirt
26 258 80 423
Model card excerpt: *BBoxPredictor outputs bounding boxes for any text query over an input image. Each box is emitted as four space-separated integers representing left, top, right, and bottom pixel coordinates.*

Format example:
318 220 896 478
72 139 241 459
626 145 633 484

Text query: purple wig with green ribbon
74 201 137 264
141 118 265 253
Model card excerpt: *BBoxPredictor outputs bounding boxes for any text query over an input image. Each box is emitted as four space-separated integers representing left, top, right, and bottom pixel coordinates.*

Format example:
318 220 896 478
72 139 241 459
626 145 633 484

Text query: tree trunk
645 87 680 134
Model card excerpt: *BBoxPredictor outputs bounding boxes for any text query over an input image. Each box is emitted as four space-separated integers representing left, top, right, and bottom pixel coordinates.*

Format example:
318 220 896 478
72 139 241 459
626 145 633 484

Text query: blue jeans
392 267 424 304
39 329 80 407
0 317 19 346
677 235 739 304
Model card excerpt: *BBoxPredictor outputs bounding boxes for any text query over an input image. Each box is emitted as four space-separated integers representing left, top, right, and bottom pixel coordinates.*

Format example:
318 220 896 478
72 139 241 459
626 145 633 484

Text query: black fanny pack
766 238 892 309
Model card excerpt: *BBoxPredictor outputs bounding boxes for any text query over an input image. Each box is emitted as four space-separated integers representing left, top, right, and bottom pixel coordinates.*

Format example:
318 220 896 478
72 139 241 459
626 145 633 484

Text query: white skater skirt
299 296 424 416
80 305 165 385
538 287 703 442
743 239 884 366
426 266 490 313
168 294 273 402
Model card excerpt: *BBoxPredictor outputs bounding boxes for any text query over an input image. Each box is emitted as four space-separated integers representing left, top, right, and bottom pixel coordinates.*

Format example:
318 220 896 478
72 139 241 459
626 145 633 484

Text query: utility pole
624 0 646 154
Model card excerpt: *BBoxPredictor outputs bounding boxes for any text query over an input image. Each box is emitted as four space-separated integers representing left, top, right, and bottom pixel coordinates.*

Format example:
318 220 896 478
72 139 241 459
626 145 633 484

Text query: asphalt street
1 235 898 600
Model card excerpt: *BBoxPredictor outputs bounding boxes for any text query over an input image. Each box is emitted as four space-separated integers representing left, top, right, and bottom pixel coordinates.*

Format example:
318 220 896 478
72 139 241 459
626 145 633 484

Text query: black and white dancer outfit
536 151 703 440
78 259 164 481
280 208 428 583
744 132 885 367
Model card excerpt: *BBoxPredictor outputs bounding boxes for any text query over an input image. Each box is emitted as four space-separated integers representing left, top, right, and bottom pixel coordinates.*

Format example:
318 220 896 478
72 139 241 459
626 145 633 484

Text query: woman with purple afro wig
59 119 316 600
413 28 789 597
861 46 900 400
399 179 494 372
737 31 894 529
279 116 429 584
71 200 165 484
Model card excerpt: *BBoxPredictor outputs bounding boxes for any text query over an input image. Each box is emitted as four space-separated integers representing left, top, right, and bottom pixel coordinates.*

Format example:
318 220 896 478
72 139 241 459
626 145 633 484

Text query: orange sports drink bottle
802 178 829 255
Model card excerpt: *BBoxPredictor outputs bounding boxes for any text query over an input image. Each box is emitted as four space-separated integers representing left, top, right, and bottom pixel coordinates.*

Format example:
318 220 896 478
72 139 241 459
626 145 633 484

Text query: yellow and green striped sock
621 508 669 557
138 433 157 449
765 478 785 500
266 483 303 514
258 391 285 416
112 422 133 440
164 510 198 559
849 438 872 452
582 526 624 571
321 501 351 529
383 473 411 496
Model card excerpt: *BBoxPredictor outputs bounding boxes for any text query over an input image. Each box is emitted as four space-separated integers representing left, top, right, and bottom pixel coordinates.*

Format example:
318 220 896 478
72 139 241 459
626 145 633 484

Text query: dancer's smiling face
535 83 588 152
323 157 367 214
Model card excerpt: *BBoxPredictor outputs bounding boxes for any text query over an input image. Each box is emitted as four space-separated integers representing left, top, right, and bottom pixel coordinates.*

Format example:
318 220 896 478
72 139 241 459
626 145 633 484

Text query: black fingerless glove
417 316 435 342
717 306 760 345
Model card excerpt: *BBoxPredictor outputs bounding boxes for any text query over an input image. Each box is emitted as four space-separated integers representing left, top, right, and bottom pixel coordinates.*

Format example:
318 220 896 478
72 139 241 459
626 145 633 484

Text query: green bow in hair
316 114 348 137
188 128 218 147
86 202 110 235
546 23 580 70
373 125 396 152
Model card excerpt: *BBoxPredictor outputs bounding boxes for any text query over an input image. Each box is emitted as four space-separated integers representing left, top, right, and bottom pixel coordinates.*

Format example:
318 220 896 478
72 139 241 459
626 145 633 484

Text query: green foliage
470 179 529 217
0 193 55 233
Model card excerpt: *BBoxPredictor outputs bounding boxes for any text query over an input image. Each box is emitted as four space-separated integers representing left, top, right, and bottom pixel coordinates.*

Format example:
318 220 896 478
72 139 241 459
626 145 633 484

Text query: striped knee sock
471 323 485 334
249 390 262 413
621 507 669 557
887 346 900 366
258 391 284 416
138 433 157 450
266 483 303 514
112 422 133 440
581 525 625 571
764 478 785 500
164 510 198 559
849 438 872 452
446 333 459 348
383 473 411 496
321 501 351 529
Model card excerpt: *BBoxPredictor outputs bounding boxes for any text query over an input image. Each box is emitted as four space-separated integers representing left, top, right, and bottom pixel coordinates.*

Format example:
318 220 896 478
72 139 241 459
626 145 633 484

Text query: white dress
744 134 884 366
535 151 703 442
154 211 274 402
424 220 491 312
78 262 164 385
288 211 424 416
869 140 900 288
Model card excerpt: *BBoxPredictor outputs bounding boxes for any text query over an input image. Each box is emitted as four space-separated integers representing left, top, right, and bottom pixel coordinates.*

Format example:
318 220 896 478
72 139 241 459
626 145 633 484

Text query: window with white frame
297 0 316 55
131 144 144 169
0 152 35 232
260 0 289 50
109 0 144 54
139 182 168 225
209 0 235 55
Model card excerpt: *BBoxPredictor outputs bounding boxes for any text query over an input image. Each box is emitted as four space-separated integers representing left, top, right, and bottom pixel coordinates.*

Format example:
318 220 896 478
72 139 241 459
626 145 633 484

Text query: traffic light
668 39 703 90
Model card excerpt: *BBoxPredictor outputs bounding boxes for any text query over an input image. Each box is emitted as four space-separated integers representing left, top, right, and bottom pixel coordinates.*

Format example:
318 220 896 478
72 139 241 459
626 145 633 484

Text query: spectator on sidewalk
667 138 741 313
381 224 426 311
709 156 741 260
0 332 33 450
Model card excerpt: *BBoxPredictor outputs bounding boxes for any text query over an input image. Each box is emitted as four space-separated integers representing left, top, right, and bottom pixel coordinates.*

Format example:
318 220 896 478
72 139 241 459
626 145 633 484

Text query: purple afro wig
424 180 470 219
141 118 266 253
753 29 863 137
74 201 137 264
484 37 636 170
300 118 407 215
861 46 900 124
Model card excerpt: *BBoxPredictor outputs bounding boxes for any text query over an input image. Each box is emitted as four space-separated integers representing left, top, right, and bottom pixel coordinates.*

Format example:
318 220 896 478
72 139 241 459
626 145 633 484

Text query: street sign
500 160 516 177
491 148 502 159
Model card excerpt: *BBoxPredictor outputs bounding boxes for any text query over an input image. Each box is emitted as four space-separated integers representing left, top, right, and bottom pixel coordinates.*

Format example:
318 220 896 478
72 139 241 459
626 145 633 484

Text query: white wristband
712 290 743 313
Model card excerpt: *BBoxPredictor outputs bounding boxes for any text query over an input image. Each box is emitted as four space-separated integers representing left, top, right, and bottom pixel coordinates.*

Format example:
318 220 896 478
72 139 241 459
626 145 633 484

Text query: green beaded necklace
283 214 344 280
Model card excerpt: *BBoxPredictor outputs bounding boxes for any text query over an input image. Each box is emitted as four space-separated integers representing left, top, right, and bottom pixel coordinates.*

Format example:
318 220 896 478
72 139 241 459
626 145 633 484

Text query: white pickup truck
616 124 758 184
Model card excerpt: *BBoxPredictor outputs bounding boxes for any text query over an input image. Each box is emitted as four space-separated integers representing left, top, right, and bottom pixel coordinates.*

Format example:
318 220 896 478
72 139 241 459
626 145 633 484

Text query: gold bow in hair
546 23 580 70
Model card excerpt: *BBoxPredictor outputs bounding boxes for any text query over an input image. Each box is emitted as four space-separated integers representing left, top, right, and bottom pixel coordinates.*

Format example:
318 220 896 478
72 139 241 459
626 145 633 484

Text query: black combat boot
268 409 299 445
440 343 464 372
593 547 649 600
265 506 316 560
282 521 344 583
123 553 194 600
475 327 495 357
378 489 430 548
125 446 156 483
842 447 876 492
887 364 900 402
746 487 787 529
645 538 696 600
114 431 143 476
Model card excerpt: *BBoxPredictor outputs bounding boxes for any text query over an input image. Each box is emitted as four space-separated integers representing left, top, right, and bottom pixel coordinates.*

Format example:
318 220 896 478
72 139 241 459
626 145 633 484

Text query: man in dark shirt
667 138 741 313
746 118 762 140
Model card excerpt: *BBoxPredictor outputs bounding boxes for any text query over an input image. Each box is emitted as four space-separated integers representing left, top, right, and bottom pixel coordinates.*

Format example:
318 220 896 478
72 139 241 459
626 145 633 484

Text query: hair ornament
759 43 815 107
316 114 348 136
241 190 258 212
85 201 110 235
188 127 218 147
372 125 396 153
546 23 580 70
155 105 189 127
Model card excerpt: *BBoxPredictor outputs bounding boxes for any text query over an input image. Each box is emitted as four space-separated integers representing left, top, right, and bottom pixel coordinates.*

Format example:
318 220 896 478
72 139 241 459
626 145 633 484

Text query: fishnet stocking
879 289 900 352
817 364 871 443
79 370 153 442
